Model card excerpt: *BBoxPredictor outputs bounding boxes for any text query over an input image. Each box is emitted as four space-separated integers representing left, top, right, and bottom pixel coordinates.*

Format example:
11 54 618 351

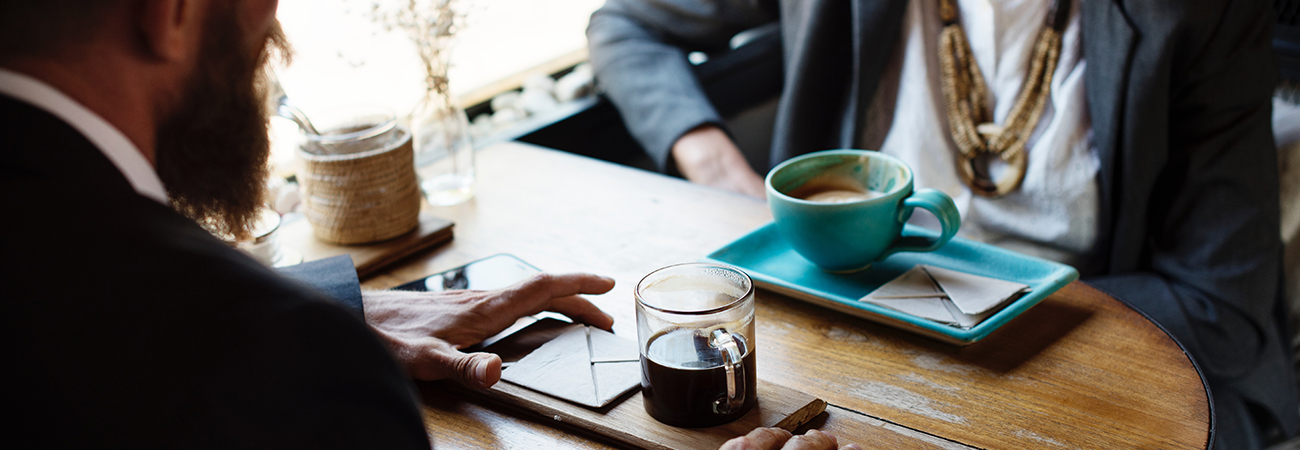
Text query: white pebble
491 108 521 128
275 183 301 215
519 87 559 116
554 65 595 103
490 91 522 115
522 73 556 93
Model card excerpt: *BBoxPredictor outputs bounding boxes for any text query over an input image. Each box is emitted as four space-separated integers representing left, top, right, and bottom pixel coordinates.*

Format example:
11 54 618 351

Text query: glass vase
411 92 475 205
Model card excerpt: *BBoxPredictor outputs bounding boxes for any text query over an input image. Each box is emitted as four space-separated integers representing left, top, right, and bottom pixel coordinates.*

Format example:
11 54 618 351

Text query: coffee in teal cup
765 150 961 273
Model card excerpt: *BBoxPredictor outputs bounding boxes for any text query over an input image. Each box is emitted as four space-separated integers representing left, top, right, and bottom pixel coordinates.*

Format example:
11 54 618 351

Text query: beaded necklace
937 0 1071 197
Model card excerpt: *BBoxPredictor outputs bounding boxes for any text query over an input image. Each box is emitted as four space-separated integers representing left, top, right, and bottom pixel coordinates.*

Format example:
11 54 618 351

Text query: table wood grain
343 141 1210 449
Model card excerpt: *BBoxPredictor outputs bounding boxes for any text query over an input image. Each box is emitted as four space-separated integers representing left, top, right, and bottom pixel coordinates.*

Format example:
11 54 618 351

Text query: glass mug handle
710 329 745 415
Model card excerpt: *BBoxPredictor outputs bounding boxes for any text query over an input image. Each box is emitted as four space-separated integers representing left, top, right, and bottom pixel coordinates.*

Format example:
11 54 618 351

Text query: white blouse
866 0 1099 268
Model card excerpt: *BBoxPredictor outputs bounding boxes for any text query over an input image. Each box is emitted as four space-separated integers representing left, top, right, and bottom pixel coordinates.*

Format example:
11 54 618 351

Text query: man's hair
0 1 125 61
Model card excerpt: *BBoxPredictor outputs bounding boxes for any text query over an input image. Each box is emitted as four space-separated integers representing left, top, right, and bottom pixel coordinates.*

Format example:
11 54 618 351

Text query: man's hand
720 428 861 450
672 125 767 198
362 273 616 388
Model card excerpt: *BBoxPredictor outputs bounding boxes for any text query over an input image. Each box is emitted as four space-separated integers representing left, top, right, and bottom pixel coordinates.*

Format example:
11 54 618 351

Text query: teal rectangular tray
703 223 1078 345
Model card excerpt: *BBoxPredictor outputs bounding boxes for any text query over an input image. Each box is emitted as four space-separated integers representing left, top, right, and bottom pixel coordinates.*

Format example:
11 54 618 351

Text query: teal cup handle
879 188 961 259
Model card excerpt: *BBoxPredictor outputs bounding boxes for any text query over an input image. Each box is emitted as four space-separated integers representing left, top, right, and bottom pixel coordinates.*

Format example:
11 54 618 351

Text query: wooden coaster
280 211 453 279
447 319 827 450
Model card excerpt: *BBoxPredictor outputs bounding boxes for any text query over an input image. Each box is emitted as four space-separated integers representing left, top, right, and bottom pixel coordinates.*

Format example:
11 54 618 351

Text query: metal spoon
263 68 319 136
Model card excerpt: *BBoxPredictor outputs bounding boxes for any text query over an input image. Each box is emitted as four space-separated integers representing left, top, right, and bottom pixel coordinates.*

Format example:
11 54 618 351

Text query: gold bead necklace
937 0 1071 197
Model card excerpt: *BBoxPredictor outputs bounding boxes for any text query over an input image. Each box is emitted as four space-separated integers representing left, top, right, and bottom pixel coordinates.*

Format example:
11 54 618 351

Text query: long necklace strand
937 0 1070 197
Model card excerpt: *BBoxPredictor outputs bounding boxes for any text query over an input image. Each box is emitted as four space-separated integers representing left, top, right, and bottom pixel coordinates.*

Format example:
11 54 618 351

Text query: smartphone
394 253 541 292
394 254 563 350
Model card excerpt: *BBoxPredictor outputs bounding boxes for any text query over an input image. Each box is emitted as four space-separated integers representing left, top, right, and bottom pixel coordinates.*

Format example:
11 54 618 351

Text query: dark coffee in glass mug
636 263 757 427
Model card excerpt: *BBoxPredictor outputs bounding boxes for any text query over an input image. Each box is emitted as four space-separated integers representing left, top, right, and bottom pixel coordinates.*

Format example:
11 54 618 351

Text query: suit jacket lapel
772 0 854 166
771 0 907 166
1081 0 1136 272
845 0 909 148
0 96 139 199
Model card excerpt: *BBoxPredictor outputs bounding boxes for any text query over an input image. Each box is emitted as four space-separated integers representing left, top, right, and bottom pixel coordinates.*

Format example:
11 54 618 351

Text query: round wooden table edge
1077 279 1215 449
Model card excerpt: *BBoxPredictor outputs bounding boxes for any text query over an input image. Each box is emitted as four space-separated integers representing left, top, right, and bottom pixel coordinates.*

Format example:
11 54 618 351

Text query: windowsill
273 0 602 118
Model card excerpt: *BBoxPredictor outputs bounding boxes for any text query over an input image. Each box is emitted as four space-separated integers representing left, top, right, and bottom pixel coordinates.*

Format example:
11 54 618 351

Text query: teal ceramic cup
765 150 962 273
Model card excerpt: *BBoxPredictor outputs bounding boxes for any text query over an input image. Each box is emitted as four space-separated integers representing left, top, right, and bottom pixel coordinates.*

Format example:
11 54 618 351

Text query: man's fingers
411 339 502 388
507 273 615 325
518 273 616 300
719 427 793 450
783 429 838 450
548 295 615 330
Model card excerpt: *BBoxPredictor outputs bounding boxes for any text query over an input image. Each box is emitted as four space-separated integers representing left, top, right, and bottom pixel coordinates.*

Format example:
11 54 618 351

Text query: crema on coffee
789 174 887 203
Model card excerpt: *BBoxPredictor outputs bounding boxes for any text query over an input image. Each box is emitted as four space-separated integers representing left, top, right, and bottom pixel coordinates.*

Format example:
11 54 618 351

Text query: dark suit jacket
0 96 429 448
589 0 1298 445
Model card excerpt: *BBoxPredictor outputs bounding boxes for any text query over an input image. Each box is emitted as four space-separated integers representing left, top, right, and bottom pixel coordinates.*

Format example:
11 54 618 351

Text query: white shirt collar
0 68 169 205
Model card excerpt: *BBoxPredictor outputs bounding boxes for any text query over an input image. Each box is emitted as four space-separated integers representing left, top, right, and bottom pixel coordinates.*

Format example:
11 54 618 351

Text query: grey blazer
589 0 1299 446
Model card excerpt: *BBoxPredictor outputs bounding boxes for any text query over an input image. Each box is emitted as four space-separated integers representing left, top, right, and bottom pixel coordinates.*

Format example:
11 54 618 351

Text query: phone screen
393 254 554 349
394 254 540 292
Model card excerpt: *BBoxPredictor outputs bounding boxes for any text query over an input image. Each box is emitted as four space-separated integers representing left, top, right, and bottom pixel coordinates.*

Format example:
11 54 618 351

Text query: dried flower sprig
365 0 466 103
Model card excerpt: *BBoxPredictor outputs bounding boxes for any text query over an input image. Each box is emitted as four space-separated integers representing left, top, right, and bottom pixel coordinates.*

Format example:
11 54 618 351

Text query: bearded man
0 1 626 447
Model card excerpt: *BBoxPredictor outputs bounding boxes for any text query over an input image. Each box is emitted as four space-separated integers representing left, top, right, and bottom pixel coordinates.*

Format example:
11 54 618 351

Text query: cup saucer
702 222 1077 345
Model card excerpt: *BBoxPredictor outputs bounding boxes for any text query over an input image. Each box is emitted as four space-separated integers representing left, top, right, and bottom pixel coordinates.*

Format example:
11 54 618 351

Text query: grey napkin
860 265 1029 328
499 324 641 408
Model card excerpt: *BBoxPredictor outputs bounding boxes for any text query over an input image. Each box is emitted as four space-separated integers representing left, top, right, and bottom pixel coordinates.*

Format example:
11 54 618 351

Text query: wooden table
352 141 1210 449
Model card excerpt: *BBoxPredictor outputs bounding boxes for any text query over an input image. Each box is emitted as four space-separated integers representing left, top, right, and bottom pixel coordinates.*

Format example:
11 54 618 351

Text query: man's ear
137 0 203 62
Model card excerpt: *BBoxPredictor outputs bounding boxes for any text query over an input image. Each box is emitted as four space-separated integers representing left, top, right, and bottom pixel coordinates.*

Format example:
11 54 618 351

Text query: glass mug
635 263 757 427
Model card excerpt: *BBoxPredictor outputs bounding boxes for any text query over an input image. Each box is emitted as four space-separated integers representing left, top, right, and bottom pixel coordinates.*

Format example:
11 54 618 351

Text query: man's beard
154 6 291 241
